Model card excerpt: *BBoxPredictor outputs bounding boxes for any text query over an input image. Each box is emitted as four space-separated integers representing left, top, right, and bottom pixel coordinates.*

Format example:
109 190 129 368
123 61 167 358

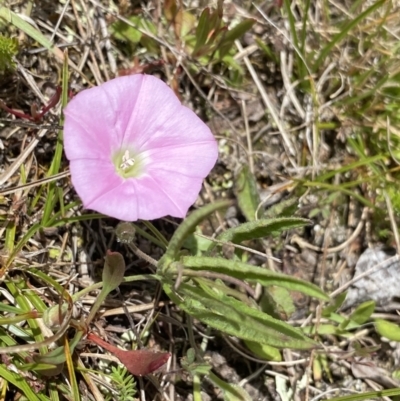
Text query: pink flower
63 75 218 221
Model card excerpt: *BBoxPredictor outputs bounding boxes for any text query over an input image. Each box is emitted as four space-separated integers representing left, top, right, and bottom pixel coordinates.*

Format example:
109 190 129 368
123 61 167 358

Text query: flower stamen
120 150 135 170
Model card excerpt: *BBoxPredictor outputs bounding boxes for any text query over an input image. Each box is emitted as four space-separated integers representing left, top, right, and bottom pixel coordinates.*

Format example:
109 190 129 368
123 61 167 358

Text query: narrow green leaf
5 221 42 269
0 364 48 400
350 301 375 325
208 7 222 36
314 154 384 183
5 220 16 252
84 252 126 328
178 256 329 301
34 331 83 365
34 345 67 365
209 371 252 401
322 293 347 317
193 8 211 54
217 217 311 244
218 19 256 58
223 384 252 401
244 340 282 361
61 48 69 109
375 319 400 342
164 282 318 349
160 200 231 267
313 0 386 72
19 362 62 374
0 7 63 61
235 165 260 221
220 19 256 45
325 388 400 401
65 336 80 401
0 7 52 48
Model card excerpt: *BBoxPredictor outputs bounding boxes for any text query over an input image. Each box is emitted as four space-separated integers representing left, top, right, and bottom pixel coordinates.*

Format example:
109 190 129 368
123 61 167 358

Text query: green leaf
34 331 83 366
110 15 158 53
83 252 126 329
159 199 231 268
164 282 318 349
262 286 296 319
313 0 386 72
324 388 400 401
235 165 260 221
0 7 63 61
103 251 126 292
111 16 142 43
180 348 212 376
349 301 375 325
33 344 67 366
264 197 299 219
183 230 214 256
375 319 400 342
19 362 63 374
178 256 329 301
0 7 51 48
302 324 338 336
193 7 211 54
217 217 311 244
43 303 70 329
209 371 252 401
218 19 256 59
221 19 256 44
223 384 252 401
244 340 282 361
322 293 347 317
0 364 47 401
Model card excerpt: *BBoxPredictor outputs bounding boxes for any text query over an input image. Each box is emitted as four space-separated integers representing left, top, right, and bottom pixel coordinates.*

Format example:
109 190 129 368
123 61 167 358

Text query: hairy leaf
235 165 260 221
217 217 311 244
164 282 318 349
160 200 231 267
178 256 328 301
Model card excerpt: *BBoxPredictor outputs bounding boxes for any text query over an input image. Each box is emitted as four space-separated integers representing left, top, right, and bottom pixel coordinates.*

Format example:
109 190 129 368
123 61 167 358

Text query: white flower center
119 150 135 170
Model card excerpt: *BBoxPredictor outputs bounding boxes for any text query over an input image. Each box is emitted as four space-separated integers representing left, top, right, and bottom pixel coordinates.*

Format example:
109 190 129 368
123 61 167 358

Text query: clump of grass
0 35 17 72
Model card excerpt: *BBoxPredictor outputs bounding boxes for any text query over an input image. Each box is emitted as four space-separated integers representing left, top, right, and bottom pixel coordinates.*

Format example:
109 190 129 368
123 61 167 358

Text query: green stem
193 374 202 401
141 220 169 248
71 274 157 302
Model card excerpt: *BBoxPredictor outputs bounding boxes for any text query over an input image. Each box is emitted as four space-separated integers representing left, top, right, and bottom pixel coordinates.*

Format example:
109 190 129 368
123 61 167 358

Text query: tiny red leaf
87 332 170 376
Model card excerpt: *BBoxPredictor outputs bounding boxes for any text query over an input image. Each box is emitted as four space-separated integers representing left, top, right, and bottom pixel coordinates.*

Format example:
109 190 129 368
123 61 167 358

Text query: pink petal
130 172 203 219
119 75 183 150
143 141 218 178
128 103 217 153
63 76 145 161
69 159 123 209
86 174 199 221
70 165 205 221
